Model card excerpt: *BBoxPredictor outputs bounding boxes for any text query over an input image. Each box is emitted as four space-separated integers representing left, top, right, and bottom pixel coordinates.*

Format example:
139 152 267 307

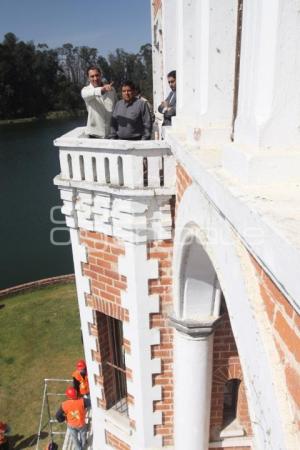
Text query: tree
0 34 153 119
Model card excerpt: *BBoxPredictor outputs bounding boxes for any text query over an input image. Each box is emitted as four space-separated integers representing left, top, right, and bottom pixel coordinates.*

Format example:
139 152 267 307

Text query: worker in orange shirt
0 422 10 450
56 387 90 450
72 360 90 398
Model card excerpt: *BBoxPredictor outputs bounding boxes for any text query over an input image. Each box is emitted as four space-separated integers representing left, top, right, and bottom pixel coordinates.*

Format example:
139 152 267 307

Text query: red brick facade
105 431 130 450
210 302 252 441
176 163 192 204
80 230 130 412
251 254 300 427
80 229 175 448
149 240 174 446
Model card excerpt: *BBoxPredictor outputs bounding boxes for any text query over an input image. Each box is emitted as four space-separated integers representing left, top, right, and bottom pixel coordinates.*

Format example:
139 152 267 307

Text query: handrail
54 127 175 191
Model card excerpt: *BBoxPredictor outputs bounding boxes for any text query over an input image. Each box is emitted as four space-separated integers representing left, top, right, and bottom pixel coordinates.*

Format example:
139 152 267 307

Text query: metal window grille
106 316 128 415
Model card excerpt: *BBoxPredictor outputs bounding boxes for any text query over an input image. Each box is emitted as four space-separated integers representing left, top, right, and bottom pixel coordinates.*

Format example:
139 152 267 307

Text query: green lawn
0 283 83 449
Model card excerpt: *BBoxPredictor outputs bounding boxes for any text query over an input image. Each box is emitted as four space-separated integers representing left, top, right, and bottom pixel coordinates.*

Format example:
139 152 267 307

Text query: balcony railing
54 127 175 192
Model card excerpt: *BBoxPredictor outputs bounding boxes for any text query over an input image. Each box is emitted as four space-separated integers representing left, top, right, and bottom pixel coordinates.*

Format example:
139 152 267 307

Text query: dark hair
86 65 101 76
121 80 136 90
167 70 176 79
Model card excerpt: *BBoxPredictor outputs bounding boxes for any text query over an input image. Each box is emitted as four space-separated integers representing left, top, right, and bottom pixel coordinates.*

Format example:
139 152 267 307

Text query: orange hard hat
65 386 77 400
76 359 86 370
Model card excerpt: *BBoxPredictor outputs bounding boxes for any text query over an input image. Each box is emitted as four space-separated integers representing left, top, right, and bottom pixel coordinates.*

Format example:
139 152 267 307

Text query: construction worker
0 422 10 450
72 360 90 398
56 386 90 450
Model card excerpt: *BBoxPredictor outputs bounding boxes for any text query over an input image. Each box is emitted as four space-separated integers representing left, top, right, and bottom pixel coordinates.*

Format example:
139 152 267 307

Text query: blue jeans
68 425 87 450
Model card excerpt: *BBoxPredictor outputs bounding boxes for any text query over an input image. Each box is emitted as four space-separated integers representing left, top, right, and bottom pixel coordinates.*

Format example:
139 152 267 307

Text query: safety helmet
76 359 86 371
65 386 77 400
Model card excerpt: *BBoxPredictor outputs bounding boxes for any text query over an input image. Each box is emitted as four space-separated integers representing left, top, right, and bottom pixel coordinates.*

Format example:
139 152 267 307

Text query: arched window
223 379 241 426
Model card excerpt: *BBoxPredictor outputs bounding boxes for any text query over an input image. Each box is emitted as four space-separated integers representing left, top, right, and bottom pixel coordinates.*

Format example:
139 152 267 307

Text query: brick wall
210 302 252 441
80 230 130 412
251 254 300 428
176 163 192 204
81 230 128 318
149 239 174 446
105 431 130 450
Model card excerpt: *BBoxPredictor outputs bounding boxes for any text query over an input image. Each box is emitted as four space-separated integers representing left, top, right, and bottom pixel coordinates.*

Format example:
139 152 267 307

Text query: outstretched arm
81 82 115 102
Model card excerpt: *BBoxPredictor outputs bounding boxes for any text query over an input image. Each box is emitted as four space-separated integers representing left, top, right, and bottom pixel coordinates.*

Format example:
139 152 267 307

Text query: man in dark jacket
110 81 152 140
158 70 176 126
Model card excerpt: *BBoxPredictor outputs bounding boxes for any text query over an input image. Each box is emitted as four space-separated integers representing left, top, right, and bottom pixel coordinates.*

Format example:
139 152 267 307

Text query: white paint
119 243 162 449
174 330 214 450
56 179 174 244
234 0 300 150
180 235 219 319
54 128 175 191
161 0 177 82
222 144 300 184
173 0 237 147
173 183 298 450
167 130 300 314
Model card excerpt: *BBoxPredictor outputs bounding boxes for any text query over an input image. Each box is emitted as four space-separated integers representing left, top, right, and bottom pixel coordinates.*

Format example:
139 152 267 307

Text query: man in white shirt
81 66 117 138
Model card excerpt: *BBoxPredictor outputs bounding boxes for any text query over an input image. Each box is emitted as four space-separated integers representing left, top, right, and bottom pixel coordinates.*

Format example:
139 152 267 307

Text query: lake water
0 117 85 289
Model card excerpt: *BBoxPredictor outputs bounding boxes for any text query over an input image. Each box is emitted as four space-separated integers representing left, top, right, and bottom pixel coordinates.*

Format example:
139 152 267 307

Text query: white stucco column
234 0 300 149
223 0 300 183
173 0 237 148
170 317 221 450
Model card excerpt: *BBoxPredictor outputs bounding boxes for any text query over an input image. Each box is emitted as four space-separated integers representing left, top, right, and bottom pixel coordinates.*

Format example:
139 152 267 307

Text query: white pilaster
234 0 300 149
119 243 162 449
223 0 300 183
173 0 237 147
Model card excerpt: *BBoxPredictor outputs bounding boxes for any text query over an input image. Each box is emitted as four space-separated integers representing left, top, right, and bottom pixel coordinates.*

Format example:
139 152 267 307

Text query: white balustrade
54 127 175 191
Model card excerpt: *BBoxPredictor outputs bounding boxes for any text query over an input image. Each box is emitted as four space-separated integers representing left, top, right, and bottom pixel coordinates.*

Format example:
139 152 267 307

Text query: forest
0 32 153 120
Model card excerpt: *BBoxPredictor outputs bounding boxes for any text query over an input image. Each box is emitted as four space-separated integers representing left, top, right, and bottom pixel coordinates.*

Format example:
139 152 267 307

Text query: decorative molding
169 315 221 337
58 186 173 244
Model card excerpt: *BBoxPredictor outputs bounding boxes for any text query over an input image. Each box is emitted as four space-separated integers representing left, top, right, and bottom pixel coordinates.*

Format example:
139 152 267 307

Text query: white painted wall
173 0 237 147
234 0 300 150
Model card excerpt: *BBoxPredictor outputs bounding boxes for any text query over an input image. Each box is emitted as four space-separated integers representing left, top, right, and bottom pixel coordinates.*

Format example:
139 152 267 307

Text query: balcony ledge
54 127 176 195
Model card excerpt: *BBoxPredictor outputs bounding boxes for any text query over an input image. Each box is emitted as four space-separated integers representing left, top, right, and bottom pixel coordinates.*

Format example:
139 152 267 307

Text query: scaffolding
35 378 72 450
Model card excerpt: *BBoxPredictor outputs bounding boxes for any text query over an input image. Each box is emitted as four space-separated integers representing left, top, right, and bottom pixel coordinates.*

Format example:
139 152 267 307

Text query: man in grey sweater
110 81 152 140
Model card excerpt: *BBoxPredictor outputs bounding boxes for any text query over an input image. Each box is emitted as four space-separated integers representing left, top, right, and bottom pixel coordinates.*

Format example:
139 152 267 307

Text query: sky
0 0 152 56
